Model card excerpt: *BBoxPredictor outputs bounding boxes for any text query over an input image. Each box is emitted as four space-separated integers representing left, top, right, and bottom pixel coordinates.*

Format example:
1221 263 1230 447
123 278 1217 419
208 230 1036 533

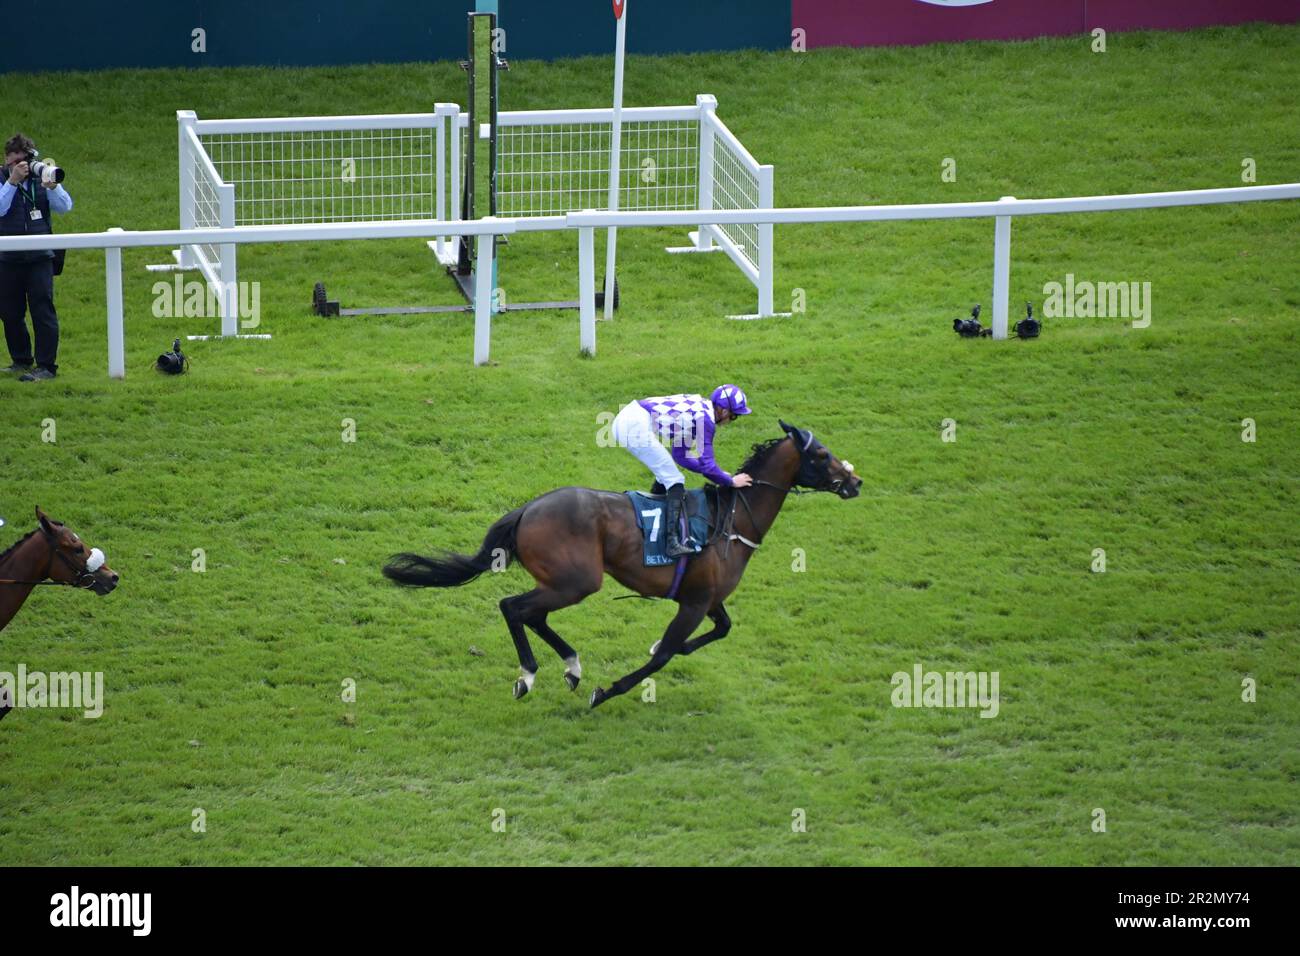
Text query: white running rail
6 182 1296 377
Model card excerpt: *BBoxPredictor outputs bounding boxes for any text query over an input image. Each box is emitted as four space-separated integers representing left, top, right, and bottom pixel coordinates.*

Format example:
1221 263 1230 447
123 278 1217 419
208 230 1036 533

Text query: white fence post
579 224 596 355
105 227 125 379
219 182 238 336
177 111 197 270
474 231 494 365
695 94 716 251
435 107 446 260
991 196 1014 340
757 163 775 317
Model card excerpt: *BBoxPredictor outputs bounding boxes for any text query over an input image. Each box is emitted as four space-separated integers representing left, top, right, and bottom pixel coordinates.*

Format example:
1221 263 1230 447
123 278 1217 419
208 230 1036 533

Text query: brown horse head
778 420 863 498
35 506 120 595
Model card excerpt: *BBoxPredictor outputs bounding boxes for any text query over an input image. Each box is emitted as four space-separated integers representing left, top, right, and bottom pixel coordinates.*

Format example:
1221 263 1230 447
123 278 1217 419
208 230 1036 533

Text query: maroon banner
791 0 1300 49
1088 0 1298 32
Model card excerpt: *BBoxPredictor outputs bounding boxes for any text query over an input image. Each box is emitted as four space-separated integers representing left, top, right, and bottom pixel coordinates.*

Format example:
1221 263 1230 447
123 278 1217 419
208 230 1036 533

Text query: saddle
625 489 712 567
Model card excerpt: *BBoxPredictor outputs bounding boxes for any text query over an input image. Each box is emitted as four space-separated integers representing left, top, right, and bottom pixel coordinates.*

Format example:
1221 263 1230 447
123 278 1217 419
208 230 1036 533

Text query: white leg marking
519 669 536 692
564 655 581 679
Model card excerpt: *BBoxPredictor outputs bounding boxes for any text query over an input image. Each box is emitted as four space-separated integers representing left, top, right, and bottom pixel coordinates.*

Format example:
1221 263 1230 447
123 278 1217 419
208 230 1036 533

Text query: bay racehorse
383 420 861 708
0 507 120 721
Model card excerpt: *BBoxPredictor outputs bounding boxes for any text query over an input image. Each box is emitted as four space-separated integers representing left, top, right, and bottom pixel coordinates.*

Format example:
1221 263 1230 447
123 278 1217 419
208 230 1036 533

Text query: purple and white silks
611 393 733 487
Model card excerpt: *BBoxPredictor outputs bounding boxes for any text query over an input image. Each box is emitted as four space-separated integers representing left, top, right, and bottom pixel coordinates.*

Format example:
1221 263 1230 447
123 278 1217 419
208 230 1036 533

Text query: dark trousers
0 258 58 372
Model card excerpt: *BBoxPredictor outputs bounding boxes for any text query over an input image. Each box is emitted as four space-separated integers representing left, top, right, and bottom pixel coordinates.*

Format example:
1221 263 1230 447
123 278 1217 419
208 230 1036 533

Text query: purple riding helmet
710 384 752 418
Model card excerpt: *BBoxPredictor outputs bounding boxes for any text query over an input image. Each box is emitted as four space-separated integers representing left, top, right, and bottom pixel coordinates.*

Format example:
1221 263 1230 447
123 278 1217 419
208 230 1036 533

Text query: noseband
0 528 105 588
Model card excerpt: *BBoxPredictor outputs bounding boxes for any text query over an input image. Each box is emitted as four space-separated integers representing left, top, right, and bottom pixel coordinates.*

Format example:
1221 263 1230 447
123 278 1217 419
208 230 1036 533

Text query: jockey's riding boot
649 480 667 495
664 483 697 557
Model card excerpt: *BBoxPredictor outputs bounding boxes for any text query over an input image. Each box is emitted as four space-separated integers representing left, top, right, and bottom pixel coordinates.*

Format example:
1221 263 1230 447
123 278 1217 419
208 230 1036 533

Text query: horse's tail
382 506 524 588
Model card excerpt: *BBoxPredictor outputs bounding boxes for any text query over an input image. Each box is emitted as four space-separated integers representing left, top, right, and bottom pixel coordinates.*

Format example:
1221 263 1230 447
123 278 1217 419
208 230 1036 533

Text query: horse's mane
736 437 787 477
0 529 40 568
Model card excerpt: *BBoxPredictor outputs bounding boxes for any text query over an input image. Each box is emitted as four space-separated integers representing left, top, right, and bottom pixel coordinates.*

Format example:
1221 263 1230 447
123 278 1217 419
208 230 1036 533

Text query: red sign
613 0 625 19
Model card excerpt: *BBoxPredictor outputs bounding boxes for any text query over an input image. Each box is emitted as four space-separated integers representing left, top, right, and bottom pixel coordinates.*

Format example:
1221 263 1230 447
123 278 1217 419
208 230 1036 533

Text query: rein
707 469 841 559
711 488 760 558
709 479 787 557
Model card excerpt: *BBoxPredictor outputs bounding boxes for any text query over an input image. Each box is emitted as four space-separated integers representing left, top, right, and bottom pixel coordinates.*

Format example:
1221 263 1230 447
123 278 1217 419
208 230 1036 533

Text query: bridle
710 430 855 556
783 425 859 497
0 527 106 589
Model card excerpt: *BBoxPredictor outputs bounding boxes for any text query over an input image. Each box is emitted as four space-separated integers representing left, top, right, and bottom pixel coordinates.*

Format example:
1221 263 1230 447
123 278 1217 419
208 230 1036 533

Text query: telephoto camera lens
30 160 65 184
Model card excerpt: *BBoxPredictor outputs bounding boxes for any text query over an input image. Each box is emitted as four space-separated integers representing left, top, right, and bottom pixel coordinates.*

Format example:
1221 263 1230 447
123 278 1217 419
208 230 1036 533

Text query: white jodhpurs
611 402 686 488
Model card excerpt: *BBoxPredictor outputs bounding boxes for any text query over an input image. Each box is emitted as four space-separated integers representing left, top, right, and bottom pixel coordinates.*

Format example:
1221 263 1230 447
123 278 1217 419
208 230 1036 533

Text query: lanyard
17 177 38 207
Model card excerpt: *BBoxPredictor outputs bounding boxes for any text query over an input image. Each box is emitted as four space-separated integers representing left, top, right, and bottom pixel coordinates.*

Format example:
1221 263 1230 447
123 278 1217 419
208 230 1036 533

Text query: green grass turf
1 23 1297 865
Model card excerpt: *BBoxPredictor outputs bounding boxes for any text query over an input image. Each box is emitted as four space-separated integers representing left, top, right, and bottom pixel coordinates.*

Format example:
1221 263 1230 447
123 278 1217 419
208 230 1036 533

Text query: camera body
1015 302 1041 339
4 147 64 185
155 338 189 375
953 304 986 338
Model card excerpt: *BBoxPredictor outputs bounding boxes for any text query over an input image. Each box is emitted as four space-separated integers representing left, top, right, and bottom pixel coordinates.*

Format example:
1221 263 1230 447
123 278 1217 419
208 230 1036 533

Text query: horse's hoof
513 678 530 700
589 687 608 709
564 671 580 692
649 640 661 656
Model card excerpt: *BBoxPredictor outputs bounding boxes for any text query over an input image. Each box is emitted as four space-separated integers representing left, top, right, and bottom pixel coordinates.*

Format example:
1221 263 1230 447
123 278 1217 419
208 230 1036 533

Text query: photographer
1 133 71 382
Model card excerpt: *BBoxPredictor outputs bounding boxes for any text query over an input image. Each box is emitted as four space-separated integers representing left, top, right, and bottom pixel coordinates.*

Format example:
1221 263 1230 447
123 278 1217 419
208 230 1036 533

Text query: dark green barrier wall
7 1 790 74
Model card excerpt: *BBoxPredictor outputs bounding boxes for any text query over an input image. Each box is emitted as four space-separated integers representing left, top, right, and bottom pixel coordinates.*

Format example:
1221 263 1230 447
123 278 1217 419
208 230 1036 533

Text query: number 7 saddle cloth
624 489 713 567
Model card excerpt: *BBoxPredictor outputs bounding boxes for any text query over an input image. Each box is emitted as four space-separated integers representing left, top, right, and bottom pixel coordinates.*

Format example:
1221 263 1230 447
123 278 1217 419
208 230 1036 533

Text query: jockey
611 384 753 557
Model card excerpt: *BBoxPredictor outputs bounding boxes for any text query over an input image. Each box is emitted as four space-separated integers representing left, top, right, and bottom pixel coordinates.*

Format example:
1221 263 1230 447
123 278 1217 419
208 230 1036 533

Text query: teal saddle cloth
625 489 712 567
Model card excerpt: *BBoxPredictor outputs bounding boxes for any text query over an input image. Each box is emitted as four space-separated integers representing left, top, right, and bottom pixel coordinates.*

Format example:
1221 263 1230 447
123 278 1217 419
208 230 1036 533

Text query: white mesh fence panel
709 125 761 273
174 100 772 313
189 110 706 226
200 127 437 225
189 144 225 279
493 118 699 216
